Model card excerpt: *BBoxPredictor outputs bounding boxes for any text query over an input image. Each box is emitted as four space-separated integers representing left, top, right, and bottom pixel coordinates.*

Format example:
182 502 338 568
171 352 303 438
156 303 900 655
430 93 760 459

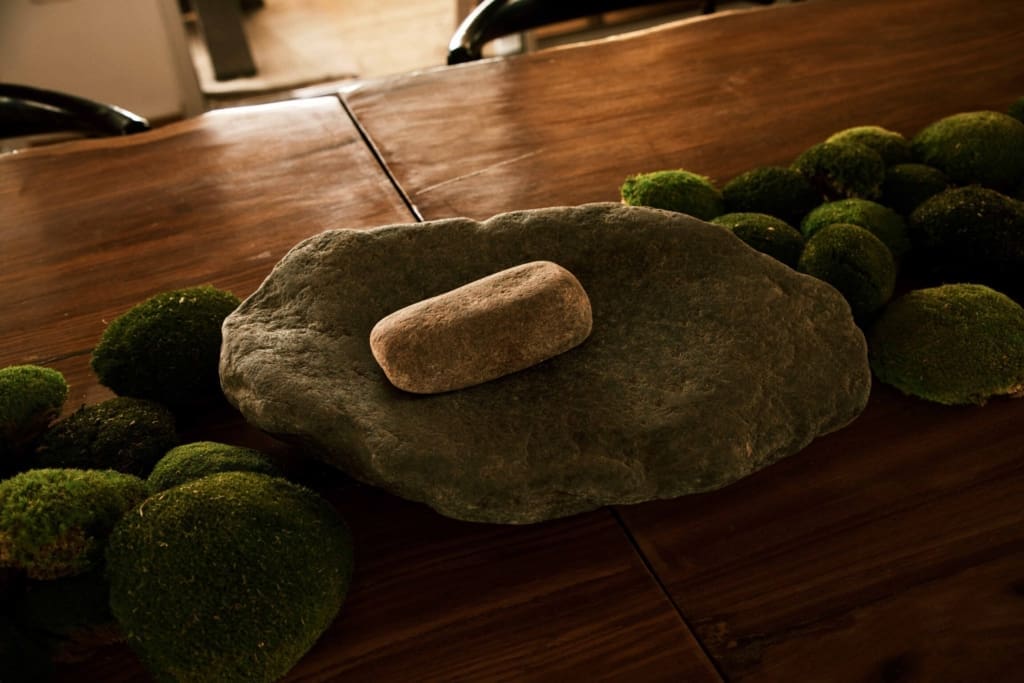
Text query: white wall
0 0 203 121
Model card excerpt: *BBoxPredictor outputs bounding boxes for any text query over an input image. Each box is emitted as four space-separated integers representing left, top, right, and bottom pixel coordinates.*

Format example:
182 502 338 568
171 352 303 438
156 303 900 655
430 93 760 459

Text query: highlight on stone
369 260 593 394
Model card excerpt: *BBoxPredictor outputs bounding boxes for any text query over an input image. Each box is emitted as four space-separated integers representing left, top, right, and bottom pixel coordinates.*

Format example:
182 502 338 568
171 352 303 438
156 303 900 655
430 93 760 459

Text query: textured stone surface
370 261 592 394
221 203 871 524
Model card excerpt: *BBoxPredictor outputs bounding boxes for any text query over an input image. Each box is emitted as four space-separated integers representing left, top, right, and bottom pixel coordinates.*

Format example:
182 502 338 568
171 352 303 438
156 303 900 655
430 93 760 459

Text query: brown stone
369 261 592 394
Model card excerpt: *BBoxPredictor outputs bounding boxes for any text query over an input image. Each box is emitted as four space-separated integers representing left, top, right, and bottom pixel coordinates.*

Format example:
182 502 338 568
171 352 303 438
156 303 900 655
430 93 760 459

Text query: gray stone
220 203 871 524
370 260 592 394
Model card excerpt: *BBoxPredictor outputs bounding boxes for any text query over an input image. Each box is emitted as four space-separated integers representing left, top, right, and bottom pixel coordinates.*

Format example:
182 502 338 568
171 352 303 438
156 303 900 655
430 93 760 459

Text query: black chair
448 0 775 64
0 83 150 141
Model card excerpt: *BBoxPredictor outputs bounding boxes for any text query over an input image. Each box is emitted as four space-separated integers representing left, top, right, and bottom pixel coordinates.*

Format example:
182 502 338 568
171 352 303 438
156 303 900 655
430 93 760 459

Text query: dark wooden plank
1 98 717 681
618 384 1024 679
0 97 408 383
343 0 1024 221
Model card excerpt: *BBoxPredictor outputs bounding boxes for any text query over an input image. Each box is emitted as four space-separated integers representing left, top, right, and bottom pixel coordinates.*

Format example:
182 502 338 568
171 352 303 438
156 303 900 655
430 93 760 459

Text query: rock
370 260 592 394
221 203 871 524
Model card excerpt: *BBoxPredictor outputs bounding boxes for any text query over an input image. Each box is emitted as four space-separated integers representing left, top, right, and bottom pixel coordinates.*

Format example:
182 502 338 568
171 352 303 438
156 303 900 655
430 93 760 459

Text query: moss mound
106 471 354 683
35 397 177 477
911 110 1024 192
90 286 241 410
0 468 147 579
800 198 910 258
147 441 281 493
869 284 1024 405
711 212 804 267
826 125 912 166
721 165 821 226
797 223 896 320
881 163 950 216
792 141 886 201
908 185 1024 291
1 365 68 474
620 169 723 220
1010 96 1024 123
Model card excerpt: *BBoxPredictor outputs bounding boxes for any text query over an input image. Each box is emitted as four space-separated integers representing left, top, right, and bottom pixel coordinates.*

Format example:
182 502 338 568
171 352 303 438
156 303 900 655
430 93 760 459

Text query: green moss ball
1010 96 1024 123
797 223 896 320
711 212 804 268
90 286 241 410
792 141 886 201
800 198 910 258
1 365 68 471
908 185 1024 290
881 163 950 215
869 284 1024 405
0 468 147 579
911 111 1024 192
826 125 912 166
35 397 177 477
106 471 353 683
147 441 282 493
721 166 821 226
620 169 724 220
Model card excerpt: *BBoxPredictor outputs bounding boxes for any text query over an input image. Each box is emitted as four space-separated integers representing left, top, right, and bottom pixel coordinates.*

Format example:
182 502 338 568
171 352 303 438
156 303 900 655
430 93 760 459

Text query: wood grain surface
344 0 1024 222
1 98 718 680
341 0 1024 679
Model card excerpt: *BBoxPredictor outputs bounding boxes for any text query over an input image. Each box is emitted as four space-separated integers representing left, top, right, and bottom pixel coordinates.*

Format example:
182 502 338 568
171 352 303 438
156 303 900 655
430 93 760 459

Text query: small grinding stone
369 261 592 394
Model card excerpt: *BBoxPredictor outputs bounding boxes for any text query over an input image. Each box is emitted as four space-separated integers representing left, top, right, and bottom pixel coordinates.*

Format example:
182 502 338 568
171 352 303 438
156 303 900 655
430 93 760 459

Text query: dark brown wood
1 97 718 681
0 97 408 397
344 0 1024 221
340 0 1024 679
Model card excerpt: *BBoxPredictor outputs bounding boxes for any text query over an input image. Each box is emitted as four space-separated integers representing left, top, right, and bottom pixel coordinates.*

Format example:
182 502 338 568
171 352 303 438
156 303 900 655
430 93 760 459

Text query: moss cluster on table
106 471 354 683
826 125 912 166
34 397 177 477
911 110 1024 192
869 284 1024 404
0 468 148 579
620 169 723 220
711 212 804 267
147 441 282 493
800 198 910 258
91 285 241 411
721 165 820 227
0 365 67 473
797 223 896 320
791 141 886 201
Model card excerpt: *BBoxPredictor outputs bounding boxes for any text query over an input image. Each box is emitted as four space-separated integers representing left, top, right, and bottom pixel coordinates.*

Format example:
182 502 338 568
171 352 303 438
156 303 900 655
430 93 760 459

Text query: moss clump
1010 96 1024 123
620 170 723 220
147 441 281 493
800 198 910 258
881 163 950 215
826 125 912 166
911 111 1024 192
1 365 68 474
721 166 821 226
0 468 147 579
908 186 1024 291
792 141 886 201
869 284 1024 405
797 223 896 320
106 471 353 683
90 286 241 410
35 397 177 477
711 212 804 268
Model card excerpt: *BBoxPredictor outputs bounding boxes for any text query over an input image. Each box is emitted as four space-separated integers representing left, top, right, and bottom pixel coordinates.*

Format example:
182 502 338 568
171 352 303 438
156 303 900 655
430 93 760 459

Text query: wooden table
2 0 1023 680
